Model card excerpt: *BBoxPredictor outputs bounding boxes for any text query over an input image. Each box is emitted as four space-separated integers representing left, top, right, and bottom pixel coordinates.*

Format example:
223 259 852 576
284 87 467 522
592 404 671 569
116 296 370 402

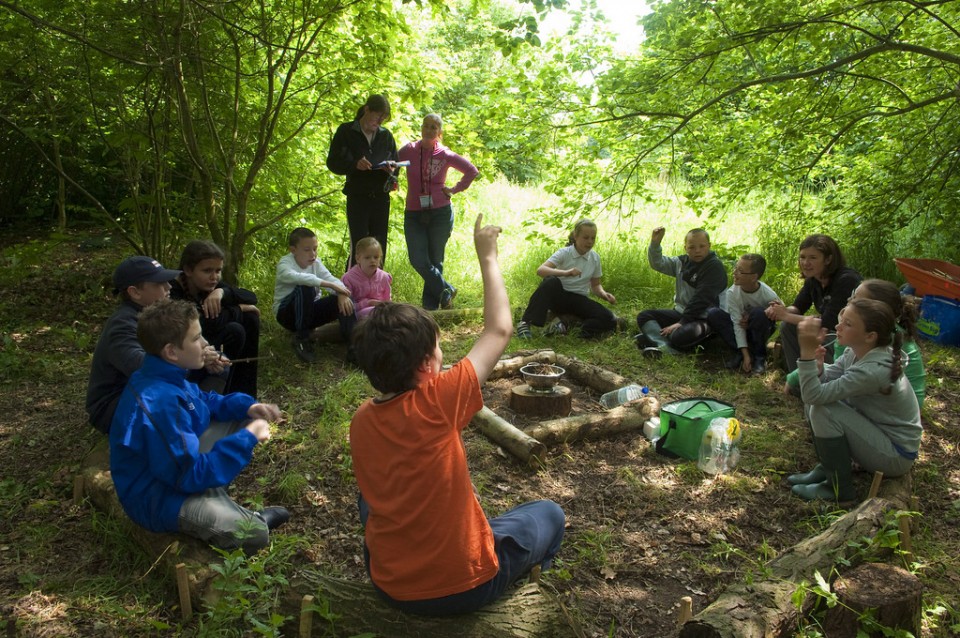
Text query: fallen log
80 440 575 637
554 354 631 394
524 398 660 447
489 350 557 380
79 441 223 607
287 573 579 638
678 497 902 638
472 406 548 467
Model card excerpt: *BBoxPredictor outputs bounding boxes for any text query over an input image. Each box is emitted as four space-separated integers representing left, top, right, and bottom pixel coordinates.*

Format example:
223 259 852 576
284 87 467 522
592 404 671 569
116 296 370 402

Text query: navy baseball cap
112 256 180 292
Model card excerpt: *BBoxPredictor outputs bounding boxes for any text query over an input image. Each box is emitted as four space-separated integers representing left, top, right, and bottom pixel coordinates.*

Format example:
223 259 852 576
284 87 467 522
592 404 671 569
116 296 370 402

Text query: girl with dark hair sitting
171 240 260 397
765 233 861 372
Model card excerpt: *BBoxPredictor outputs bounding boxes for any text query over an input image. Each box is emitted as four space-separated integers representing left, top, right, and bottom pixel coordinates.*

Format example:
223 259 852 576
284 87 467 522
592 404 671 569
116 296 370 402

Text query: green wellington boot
787 464 826 485
791 436 856 503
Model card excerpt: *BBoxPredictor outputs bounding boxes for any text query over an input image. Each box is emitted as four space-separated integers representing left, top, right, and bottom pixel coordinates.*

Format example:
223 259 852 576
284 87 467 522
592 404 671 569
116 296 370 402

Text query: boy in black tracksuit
635 227 728 357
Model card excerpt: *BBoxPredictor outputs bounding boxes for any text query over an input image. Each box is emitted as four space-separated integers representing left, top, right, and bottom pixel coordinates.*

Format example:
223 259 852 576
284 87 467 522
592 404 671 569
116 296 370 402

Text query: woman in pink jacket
398 114 479 310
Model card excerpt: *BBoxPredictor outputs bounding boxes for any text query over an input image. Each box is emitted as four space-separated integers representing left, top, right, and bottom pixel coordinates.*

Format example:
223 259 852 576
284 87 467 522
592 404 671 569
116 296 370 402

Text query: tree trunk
472 406 547 467
555 354 631 393
823 563 922 637
678 497 906 638
524 398 659 447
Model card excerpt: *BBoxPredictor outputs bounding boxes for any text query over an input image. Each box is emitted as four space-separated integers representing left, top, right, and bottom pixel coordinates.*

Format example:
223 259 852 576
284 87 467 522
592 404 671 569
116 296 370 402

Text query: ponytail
881 330 904 395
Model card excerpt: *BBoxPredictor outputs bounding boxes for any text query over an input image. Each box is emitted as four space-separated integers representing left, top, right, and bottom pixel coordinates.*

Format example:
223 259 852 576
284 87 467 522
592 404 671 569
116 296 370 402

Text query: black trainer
293 337 315 363
634 332 656 350
259 506 291 530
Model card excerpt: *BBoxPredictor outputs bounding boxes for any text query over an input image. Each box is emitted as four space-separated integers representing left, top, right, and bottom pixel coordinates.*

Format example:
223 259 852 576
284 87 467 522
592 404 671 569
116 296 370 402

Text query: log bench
678 472 916 638
78 440 579 637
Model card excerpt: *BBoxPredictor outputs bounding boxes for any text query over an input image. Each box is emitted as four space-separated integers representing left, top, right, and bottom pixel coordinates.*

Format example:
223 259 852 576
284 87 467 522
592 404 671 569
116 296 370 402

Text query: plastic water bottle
698 417 743 475
599 384 650 409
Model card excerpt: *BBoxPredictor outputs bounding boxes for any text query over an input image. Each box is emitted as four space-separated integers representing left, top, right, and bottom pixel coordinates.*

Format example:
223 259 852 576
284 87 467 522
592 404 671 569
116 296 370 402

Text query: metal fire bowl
519 363 566 394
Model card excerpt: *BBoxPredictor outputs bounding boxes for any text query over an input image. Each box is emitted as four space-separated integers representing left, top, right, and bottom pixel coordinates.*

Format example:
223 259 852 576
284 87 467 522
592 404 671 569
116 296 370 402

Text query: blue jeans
359 496 565 616
275 286 357 341
404 206 454 310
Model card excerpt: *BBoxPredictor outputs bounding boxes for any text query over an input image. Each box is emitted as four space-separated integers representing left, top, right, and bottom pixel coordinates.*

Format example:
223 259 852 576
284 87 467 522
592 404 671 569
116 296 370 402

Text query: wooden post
678 596 693 626
176 563 192 622
867 471 884 499
898 514 913 564
299 594 314 638
72 475 85 505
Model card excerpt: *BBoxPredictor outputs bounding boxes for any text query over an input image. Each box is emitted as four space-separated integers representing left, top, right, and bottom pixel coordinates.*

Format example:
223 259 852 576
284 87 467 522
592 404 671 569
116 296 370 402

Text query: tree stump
509 385 573 418
823 563 922 637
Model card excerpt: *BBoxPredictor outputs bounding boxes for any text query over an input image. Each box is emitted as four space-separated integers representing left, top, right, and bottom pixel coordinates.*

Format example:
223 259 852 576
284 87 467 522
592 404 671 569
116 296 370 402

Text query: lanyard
419 143 431 196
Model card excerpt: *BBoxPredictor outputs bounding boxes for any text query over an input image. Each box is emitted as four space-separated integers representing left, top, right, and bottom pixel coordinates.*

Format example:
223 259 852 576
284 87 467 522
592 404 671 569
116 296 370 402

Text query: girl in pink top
398 114 479 310
342 237 392 319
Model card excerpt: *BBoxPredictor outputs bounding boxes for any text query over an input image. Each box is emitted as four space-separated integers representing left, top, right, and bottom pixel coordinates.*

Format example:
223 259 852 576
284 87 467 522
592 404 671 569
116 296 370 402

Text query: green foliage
199 537 304 637
553 0 960 269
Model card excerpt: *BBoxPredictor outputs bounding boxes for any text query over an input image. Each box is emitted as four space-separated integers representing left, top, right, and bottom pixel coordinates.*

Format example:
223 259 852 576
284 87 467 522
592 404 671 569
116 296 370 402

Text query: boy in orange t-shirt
349 214 565 615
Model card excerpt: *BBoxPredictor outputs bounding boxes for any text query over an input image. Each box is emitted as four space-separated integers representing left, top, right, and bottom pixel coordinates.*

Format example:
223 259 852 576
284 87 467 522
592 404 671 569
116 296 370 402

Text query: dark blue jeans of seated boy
275 286 356 341
705 306 774 359
404 206 454 310
358 495 565 616
636 308 712 351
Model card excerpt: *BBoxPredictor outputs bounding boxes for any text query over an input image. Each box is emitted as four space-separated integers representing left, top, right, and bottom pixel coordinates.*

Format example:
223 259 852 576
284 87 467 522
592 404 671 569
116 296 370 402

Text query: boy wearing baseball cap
86 256 225 433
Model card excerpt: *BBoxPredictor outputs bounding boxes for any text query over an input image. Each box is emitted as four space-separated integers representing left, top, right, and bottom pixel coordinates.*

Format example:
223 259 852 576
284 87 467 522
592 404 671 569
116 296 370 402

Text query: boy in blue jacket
109 299 289 554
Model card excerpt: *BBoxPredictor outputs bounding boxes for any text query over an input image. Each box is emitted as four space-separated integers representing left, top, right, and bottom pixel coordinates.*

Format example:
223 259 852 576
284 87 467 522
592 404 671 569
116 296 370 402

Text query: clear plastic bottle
698 417 742 475
599 384 650 409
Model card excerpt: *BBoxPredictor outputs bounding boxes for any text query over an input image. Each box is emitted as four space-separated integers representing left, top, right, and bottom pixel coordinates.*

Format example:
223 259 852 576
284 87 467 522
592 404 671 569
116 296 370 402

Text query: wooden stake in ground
299 595 314 638
176 563 193 622
678 596 693 626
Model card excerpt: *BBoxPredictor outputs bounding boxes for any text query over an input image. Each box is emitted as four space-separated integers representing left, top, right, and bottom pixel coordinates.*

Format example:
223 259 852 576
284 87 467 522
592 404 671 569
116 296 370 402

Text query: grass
1 179 959 636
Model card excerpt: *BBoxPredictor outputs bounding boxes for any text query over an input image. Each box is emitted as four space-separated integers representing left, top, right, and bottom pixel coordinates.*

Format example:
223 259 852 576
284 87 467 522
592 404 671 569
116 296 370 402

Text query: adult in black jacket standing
327 94 398 269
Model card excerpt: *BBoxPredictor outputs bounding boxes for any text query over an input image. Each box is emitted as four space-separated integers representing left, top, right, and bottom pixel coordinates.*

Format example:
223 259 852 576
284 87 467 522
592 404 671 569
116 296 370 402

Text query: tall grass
242 176 798 318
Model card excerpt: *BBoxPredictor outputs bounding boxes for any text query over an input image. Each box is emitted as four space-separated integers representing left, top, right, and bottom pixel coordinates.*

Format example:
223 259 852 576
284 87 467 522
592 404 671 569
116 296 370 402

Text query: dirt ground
2 235 959 637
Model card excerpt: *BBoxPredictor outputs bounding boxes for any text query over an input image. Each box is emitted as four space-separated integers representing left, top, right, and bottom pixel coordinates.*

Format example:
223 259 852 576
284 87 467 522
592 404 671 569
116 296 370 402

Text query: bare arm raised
466 214 511 385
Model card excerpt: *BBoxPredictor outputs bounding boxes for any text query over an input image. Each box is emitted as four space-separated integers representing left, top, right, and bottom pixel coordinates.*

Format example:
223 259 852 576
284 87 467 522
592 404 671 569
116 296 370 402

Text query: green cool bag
655 398 736 460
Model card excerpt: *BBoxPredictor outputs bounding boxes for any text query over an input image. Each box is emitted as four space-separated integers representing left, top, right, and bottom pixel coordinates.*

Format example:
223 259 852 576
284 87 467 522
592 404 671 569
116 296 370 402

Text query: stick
73 475 84 505
299 594 314 638
867 471 884 499
223 354 272 364
898 514 913 564
678 596 693 625
176 562 193 622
